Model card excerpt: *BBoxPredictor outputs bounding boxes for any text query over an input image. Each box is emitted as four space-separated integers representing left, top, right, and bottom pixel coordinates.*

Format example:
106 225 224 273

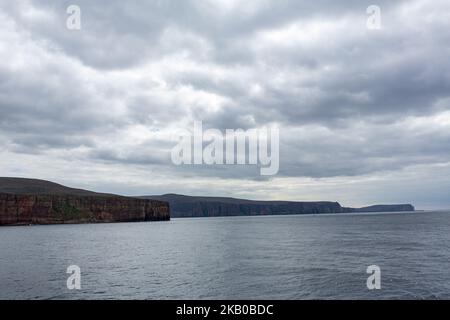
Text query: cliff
344 204 415 213
0 178 170 226
142 194 415 218
0 178 415 225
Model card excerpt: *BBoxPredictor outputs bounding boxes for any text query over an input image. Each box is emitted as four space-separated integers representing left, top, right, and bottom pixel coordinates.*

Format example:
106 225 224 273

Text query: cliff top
0 177 116 197
142 193 340 205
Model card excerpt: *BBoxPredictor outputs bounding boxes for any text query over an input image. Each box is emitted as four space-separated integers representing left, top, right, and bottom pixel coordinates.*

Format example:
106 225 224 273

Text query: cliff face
143 194 345 218
143 194 415 218
169 201 343 218
0 193 170 226
344 204 415 213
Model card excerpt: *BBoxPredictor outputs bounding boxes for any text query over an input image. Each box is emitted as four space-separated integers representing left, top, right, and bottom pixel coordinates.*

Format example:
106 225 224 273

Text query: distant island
0 178 169 226
0 178 415 226
141 194 415 218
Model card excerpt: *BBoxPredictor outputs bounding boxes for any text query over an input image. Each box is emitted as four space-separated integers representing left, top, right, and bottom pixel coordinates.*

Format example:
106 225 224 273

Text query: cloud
0 0 449 208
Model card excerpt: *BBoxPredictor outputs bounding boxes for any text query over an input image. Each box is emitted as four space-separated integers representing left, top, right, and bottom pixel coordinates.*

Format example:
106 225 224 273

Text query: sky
0 0 450 209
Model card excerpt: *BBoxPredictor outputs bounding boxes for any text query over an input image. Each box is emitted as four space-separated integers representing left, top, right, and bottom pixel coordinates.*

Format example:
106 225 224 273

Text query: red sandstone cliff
0 178 170 226
0 193 170 226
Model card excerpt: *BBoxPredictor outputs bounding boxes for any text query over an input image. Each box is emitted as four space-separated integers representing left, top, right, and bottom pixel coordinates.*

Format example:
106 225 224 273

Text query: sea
1 210 449 299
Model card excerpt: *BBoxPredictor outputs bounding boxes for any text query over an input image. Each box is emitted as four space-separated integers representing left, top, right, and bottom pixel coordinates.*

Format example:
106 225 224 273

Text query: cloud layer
1 0 450 208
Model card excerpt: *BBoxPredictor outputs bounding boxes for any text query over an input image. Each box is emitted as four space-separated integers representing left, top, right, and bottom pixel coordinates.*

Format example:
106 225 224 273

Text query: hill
0 177 114 196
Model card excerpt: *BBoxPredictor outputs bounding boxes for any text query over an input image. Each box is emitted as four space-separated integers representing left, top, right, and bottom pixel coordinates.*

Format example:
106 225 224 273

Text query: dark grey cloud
1 0 450 208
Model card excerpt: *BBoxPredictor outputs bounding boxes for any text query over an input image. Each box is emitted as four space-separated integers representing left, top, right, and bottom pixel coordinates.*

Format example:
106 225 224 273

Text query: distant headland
141 194 415 218
0 177 414 226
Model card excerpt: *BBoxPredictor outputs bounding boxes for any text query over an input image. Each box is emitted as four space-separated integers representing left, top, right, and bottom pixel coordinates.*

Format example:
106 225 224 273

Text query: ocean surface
0 211 449 299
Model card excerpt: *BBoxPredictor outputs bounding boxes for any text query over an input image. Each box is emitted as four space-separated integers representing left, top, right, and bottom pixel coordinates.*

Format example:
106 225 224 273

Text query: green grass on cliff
52 203 93 221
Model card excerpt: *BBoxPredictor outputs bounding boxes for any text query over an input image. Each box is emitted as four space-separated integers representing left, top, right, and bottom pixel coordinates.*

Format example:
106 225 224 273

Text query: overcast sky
1 0 450 209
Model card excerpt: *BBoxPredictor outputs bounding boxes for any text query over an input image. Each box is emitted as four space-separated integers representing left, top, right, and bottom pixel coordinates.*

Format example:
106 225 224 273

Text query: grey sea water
0 211 449 299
